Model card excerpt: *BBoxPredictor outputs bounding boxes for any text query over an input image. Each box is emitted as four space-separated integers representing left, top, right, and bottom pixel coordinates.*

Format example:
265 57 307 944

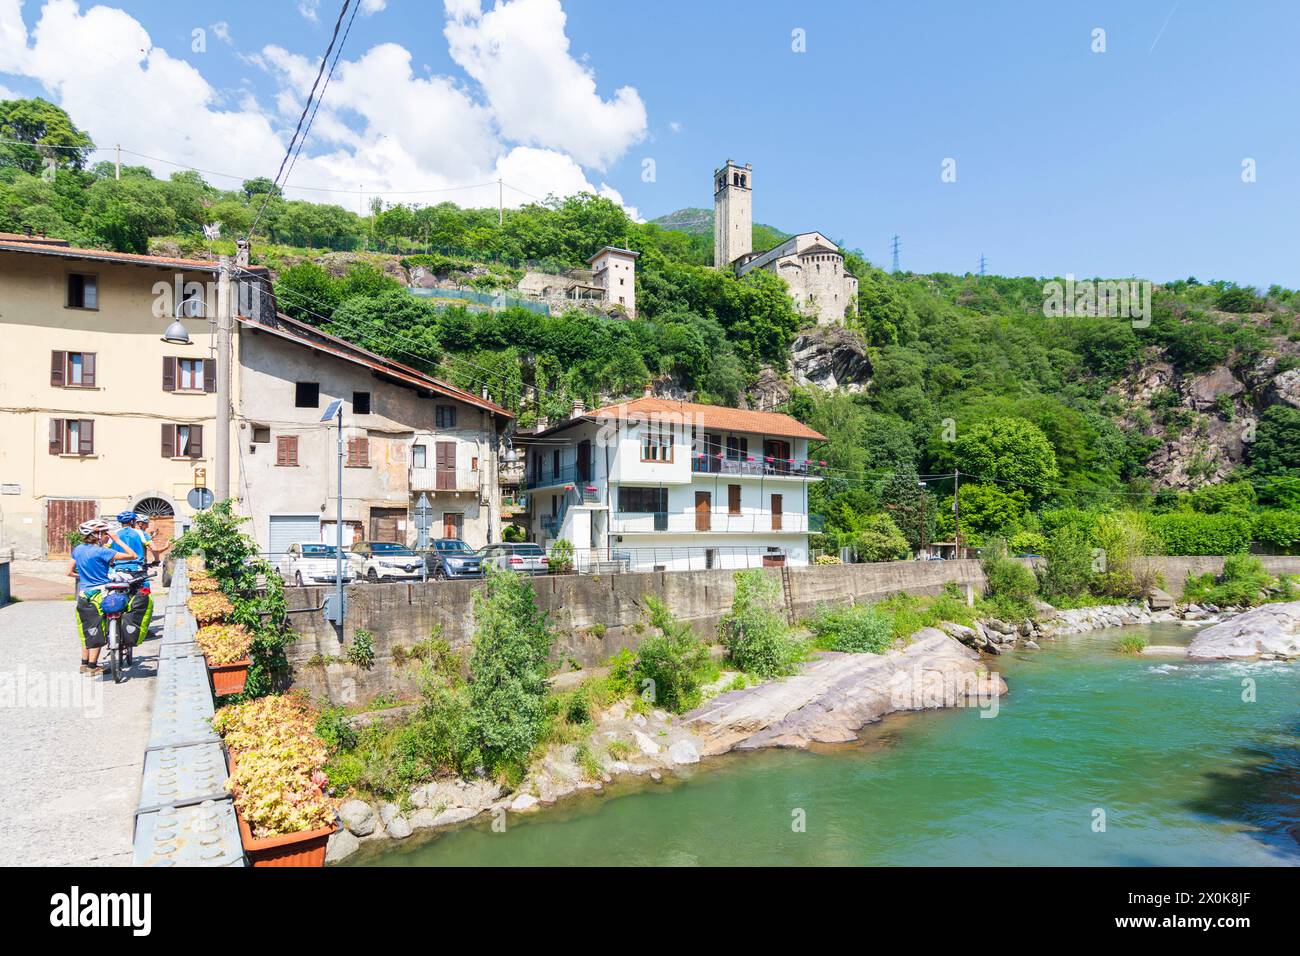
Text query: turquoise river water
357 622 1299 866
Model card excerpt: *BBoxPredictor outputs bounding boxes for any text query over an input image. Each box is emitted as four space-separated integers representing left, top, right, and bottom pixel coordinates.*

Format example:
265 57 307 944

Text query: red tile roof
588 397 825 441
0 239 263 272
241 314 513 420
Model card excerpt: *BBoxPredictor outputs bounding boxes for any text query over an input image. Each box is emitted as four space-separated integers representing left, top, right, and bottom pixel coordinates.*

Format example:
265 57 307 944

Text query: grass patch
1117 634 1148 655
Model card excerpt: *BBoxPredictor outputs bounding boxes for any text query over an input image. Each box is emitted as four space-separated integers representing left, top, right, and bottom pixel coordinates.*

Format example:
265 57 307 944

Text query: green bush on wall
1147 512 1253 556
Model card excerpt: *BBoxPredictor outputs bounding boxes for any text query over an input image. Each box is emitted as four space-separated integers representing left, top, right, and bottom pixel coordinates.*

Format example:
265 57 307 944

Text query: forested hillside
5 96 1300 573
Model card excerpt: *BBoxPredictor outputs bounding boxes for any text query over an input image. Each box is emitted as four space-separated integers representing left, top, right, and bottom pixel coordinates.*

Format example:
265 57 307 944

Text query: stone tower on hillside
713 160 753 268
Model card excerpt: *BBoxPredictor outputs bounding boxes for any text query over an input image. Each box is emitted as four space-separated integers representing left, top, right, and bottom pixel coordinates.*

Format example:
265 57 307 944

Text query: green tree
0 97 94 173
943 417 1060 499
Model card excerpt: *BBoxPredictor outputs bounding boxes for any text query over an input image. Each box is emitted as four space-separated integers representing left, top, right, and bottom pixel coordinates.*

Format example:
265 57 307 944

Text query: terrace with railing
611 511 823 534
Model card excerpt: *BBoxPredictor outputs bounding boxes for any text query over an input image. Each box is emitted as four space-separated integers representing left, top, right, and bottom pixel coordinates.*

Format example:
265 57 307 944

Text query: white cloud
298 1 320 23
360 0 387 13
0 82 15 99
668 120 682 133
0 0 644 217
210 21 231 44
443 0 645 170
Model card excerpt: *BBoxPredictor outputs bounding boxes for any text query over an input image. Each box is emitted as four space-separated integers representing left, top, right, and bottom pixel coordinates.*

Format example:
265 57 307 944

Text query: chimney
536 416 549 431
235 238 250 268
642 382 653 398
571 399 586 419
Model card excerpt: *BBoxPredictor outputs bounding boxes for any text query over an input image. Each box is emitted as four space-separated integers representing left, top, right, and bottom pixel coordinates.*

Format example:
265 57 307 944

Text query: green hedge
1252 509 1300 553
1148 512 1252 556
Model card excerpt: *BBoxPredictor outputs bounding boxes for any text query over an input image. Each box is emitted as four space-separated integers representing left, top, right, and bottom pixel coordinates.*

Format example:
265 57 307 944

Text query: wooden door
47 499 96 555
577 440 593 481
369 507 406 543
150 517 175 556
442 512 464 539
695 492 711 532
771 494 783 531
435 441 456 490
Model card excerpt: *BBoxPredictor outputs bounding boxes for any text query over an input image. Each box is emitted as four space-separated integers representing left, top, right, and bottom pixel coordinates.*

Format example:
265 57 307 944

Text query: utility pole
952 468 961 559
891 234 900 273
114 144 121 181
214 257 233 502
918 480 927 558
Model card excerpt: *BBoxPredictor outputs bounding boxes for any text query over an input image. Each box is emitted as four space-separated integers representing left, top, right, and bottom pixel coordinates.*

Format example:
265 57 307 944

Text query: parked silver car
278 542 355 587
479 542 549 574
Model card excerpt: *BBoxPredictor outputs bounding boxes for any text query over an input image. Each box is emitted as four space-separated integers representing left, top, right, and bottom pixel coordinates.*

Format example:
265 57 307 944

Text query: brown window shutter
161 424 175 458
82 352 96 387
162 356 175 391
79 419 94 456
359 438 369 467
51 351 66 387
729 484 741 515
204 356 216 393
276 435 287 466
189 424 203 458
49 418 63 455
345 438 356 467
287 436 298 466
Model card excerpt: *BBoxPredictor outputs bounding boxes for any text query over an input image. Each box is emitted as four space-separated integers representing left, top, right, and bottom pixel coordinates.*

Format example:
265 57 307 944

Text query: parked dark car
423 538 484 579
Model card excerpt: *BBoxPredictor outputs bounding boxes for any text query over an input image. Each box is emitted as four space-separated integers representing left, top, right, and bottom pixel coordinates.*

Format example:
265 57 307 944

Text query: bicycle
98 570 151 684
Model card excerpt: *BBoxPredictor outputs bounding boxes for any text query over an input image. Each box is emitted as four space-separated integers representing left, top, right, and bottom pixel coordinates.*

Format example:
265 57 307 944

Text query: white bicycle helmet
79 518 110 536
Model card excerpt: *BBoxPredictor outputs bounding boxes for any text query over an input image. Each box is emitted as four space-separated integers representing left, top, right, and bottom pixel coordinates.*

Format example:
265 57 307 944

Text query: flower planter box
234 807 337 868
206 657 251 697
226 752 337 867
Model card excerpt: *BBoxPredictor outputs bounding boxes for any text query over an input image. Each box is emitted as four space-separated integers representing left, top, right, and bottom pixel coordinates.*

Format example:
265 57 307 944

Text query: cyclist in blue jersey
67 519 139 673
109 511 154 664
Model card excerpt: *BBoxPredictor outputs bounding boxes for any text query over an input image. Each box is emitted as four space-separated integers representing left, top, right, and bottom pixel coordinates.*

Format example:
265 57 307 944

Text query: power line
248 0 355 238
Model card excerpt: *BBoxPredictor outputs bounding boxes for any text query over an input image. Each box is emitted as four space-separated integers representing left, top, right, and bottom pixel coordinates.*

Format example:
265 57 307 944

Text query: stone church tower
713 160 753 268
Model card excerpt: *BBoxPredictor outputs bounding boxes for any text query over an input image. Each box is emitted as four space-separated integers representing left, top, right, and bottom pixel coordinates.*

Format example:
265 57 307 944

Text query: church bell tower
713 160 752 268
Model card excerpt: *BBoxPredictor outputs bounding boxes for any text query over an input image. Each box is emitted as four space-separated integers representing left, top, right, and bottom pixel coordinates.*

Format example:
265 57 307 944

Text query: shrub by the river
1117 634 1148 655
632 598 715 712
719 570 803 678
1183 554 1278 608
807 604 895 654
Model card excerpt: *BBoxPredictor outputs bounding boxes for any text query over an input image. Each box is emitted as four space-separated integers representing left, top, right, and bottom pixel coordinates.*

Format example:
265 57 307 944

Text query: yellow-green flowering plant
196 623 253 665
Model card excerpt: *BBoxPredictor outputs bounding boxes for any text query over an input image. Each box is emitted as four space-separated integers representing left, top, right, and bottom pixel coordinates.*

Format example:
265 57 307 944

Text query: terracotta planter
234 805 337 867
206 657 251 697
226 752 337 867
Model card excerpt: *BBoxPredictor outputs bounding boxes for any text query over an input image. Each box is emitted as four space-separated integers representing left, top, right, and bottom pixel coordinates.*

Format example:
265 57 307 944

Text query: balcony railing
410 465 478 493
691 454 825 478
526 464 593 489
611 511 823 534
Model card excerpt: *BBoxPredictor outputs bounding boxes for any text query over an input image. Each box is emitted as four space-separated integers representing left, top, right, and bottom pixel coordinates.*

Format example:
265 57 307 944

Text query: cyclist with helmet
109 511 153 664
67 519 139 674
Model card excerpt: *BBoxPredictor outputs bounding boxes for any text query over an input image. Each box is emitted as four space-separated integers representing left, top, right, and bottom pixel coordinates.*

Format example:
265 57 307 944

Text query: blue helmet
116 511 139 525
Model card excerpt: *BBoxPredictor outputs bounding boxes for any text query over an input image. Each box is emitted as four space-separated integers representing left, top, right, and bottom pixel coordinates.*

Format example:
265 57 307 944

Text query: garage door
268 514 321 561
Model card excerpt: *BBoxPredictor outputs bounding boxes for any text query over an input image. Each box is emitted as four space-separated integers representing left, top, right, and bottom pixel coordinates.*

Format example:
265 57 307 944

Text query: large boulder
1185 366 1244 411
338 800 377 837
1264 367 1300 409
1187 602 1300 660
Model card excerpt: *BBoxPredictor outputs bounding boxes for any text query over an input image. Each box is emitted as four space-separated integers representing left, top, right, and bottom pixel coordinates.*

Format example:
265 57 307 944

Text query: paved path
0 596 160 865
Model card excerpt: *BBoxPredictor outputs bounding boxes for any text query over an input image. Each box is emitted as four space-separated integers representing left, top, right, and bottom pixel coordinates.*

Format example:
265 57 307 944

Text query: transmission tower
890 234 900 273
978 253 987 277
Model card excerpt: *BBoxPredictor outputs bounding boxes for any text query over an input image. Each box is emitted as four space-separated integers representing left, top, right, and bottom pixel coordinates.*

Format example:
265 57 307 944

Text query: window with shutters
412 444 427 468
50 418 94 456
346 437 370 468
160 423 203 459
50 351 96 388
177 358 205 391
66 273 98 309
435 405 457 429
295 382 320 408
728 484 742 515
276 435 299 467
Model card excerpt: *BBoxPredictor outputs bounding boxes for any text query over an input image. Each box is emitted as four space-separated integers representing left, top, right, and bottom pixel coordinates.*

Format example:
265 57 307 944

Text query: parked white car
478 542 549 575
278 542 355 587
350 541 426 582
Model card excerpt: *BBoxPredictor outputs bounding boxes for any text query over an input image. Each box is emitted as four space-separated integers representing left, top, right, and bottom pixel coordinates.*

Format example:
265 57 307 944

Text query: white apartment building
522 397 825 572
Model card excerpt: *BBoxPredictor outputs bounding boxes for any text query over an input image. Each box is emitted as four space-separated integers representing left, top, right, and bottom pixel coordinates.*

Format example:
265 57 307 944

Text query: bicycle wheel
108 620 124 684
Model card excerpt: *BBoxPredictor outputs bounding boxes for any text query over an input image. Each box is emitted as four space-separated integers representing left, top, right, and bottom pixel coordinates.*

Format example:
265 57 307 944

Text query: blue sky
2 0 1297 287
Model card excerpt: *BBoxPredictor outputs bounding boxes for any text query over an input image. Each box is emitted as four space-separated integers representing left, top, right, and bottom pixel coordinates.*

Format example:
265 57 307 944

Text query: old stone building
713 159 858 326
516 245 639 318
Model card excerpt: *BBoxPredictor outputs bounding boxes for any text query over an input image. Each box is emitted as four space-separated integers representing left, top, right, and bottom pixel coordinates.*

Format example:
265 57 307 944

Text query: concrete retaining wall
285 554 1300 705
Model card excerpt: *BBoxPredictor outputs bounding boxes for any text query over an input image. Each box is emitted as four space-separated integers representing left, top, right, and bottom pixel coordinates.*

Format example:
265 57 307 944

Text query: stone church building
713 160 858 325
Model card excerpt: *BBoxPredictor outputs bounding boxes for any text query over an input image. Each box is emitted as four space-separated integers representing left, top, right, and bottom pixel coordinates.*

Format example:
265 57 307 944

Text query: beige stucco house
235 313 513 557
0 235 269 558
